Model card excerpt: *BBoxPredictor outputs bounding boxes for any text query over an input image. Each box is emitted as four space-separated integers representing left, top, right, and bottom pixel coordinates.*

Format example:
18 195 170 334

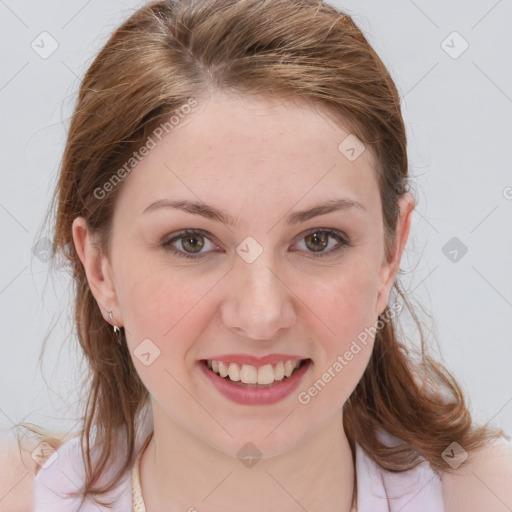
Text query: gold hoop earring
108 310 123 346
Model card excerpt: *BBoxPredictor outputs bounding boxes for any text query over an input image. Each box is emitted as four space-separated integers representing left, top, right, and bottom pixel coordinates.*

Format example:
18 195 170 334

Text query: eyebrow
142 197 366 227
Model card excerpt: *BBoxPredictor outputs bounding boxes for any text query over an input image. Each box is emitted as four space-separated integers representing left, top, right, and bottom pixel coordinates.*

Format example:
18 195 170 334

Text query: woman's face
74 92 413 458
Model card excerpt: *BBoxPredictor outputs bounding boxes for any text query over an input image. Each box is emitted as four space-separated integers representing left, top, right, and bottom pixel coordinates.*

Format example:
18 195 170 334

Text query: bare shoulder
0 430 39 512
441 436 512 512
0 428 71 512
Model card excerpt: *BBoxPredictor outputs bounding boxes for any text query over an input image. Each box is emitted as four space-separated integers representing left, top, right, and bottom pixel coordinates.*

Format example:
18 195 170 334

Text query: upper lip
202 354 309 367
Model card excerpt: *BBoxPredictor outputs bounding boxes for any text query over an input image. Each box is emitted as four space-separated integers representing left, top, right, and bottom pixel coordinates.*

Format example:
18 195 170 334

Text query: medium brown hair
19 0 503 508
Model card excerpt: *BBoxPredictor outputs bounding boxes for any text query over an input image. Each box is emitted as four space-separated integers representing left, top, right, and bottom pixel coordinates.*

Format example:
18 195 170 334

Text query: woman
19 0 511 510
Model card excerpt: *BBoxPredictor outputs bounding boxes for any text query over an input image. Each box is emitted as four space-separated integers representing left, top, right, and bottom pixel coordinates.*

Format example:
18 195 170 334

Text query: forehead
115 93 380 220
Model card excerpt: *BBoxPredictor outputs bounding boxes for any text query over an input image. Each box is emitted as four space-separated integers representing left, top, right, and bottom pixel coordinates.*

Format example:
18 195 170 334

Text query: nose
220 252 296 341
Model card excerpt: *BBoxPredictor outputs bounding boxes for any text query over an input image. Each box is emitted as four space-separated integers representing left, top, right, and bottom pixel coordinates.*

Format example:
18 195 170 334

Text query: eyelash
161 228 351 260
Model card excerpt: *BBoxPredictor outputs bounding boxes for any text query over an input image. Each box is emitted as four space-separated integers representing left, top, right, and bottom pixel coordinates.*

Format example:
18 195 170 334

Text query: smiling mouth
200 358 311 388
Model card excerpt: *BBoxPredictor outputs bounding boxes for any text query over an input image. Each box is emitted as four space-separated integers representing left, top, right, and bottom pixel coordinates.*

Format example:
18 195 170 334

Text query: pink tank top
32 430 445 511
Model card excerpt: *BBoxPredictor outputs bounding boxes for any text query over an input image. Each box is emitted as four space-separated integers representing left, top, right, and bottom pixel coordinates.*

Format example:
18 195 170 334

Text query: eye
292 228 350 259
161 228 350 260
161 229 220 259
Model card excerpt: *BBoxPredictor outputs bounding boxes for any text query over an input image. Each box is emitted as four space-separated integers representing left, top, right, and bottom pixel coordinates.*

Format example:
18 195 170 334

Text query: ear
375 193 415 316
71 217 123 326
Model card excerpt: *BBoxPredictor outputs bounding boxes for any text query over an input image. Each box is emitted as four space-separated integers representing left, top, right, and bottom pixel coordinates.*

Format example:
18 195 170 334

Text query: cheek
116 260 220 371
300 257 380 346
295 263 379 413
122 275 207 341
118 271 215 409
117 247 381 354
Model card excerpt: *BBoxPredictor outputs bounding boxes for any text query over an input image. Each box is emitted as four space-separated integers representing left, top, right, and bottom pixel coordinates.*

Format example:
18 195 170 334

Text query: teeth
274 361 285 381
228 363 240 381
284 360 295 377
219 361 229 378
240 364 258 384
257 364 275 385
206 359 304 384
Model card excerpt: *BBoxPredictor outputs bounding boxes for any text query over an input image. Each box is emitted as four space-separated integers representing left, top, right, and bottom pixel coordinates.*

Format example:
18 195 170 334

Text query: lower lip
199 359 311 405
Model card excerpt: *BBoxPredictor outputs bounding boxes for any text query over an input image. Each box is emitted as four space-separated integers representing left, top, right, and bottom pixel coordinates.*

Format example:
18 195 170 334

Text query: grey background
1 0 511 439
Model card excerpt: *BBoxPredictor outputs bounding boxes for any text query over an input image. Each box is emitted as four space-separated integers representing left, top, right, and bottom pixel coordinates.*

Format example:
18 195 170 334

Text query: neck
139 407 355 512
